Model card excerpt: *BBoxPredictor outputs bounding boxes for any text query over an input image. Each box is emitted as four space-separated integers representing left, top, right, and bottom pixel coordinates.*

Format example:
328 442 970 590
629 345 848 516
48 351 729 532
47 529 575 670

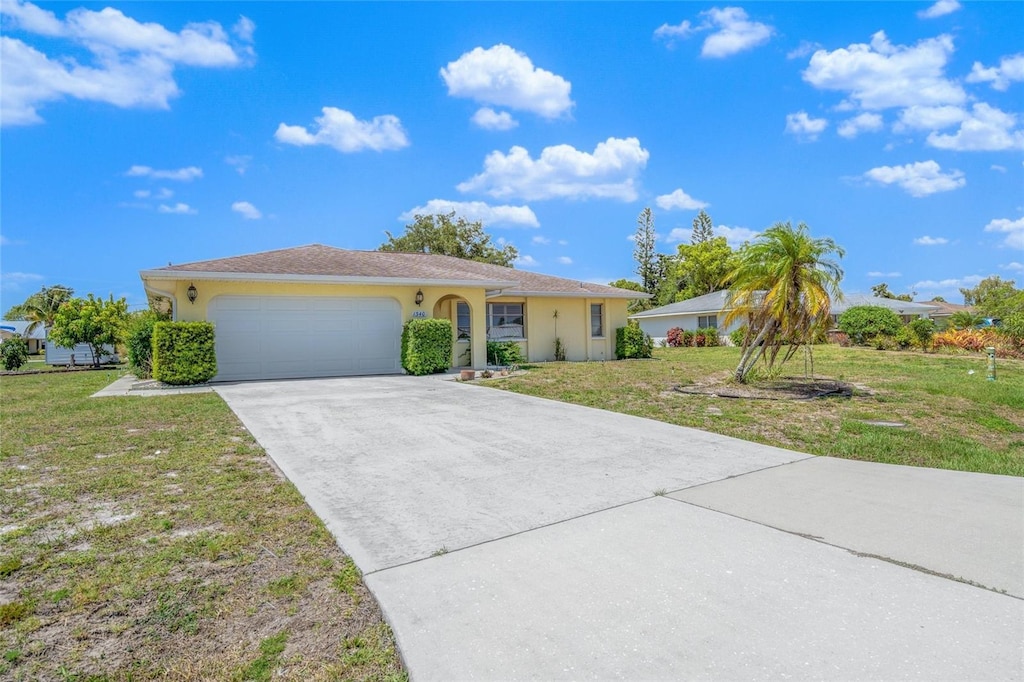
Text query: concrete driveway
217 375 1024 681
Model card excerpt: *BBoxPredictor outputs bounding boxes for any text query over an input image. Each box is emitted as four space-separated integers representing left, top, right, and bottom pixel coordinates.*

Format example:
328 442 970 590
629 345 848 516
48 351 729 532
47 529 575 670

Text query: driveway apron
216 376 1024 681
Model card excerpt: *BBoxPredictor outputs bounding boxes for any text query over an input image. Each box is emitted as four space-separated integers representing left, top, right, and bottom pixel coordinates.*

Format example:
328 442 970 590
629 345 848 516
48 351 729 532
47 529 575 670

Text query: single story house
0 320 47 353
913 299 973 324
139 244 646 382
631 290 941 344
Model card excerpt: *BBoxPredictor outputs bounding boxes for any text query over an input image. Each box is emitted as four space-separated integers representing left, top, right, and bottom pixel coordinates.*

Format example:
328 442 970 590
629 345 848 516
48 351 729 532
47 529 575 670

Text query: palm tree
723 222 844 383
23 285 74 335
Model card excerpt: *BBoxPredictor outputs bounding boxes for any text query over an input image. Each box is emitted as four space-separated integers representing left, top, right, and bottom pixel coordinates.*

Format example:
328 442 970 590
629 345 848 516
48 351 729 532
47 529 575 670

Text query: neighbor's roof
631 290 940 320
0 320 46 339
914 300 972 315
141 244 648 299
629 290 734 319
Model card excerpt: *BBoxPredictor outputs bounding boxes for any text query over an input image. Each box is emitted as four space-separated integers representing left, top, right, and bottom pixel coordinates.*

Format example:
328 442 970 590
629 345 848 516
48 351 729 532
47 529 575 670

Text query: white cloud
717 225 760 247
225 154 252 174
787 40 822 60
655 7 773 58
926 103 1024 151
894 104 965 132
984 216 1024 250
914 235 949 245
1001 262 1023 272
863 160 965 197
655 188 708 211
440 44 573 119
838 112 883 138
918 0 961 19
967 54 1024 91
398 200 539 228
1 271 44 284
558 239 568 246
232 15 255 42
0 1 254 126
515 254 540 268
158 202 196 214
867 271 902 278
557 256 573 265
471 107 518 131
126 165 202 181
991 164 1007 173
231 201 261 220
133 189 150 199
911 274 984 295
457 137 650 202
531 235 550 245
803 32 965 110
785 111 828 140
275 107 409 153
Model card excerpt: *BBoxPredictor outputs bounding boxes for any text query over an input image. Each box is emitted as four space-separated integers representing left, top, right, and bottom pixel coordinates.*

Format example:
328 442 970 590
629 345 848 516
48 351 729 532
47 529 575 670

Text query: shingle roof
629 290 733 318
142 244 645 298
832 294 937 315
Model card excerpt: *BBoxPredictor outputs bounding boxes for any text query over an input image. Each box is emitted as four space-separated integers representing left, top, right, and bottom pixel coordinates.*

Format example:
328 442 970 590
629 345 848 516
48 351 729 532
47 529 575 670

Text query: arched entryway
433 295 474 367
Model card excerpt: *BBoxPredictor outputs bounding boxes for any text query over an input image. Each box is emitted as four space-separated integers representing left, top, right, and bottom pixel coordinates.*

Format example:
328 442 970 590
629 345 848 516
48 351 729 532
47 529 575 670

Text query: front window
591 303 604 337
456 301 471 339
487 303 525 340
698 315 718 329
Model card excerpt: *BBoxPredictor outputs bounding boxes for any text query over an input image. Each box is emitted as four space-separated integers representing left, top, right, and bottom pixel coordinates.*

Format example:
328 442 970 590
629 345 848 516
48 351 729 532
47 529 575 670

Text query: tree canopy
49 294 128 366
632 208 658 297
674 236 735 301
380 212 518 267
959 276 1023 319
608 279 648 314
3 285 74 330
870 282 914 302
724 222 845 383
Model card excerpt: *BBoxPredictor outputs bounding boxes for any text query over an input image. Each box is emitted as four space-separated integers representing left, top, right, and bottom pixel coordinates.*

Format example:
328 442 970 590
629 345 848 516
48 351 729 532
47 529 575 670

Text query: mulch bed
674 376 855 401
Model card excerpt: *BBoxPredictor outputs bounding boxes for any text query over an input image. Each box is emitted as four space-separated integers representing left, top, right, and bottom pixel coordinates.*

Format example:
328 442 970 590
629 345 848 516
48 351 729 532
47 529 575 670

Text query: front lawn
0 371 406 680
489 346 1023 477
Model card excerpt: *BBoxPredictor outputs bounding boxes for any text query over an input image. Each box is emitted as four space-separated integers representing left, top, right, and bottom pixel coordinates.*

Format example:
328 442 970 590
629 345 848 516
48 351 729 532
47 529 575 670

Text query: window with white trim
698 315 718 329
590 303 604 337
487 303 525 340
456 301 471 339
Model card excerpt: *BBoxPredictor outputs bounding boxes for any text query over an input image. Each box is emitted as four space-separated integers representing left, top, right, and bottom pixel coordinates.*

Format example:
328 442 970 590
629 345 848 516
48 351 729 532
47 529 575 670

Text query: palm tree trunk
734 322 774 383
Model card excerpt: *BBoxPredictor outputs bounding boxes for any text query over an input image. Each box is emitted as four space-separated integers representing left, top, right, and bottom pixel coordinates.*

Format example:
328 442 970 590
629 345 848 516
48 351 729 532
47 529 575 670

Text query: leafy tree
959 276 1024 319
4 285 74 332
870 282 913 302
49 294 128 366
723 222 844 383
1 337 29 371
381 212 518 267
930 296 946 302
608 279 648 314
691 209 714 244
674 236 735 300
633 207 658 296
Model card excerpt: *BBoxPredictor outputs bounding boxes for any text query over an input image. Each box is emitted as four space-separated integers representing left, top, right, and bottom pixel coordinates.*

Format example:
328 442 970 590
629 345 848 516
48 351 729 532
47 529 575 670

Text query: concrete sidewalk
216 376 1024 681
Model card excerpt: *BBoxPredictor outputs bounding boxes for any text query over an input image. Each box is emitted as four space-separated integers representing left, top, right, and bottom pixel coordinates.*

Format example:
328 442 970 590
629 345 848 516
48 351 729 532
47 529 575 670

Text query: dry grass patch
0 371 405 681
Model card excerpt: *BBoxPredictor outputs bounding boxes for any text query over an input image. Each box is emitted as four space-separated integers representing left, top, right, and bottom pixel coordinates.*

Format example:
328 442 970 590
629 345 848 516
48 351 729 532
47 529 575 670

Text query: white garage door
208 295 403 381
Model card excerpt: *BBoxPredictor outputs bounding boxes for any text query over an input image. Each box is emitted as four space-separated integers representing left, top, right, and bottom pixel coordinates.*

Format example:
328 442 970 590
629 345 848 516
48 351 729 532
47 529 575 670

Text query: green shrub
907 317 937 350
700 327 721 347
681 330 695 347
837 306 902 345
729 326 747 348
125 311 168 379
1 337 29 371
1001 312 1024 344
894 326 914 350
152 322 217 385
869 333 898 351
948 310 983 330
615 322 653 359
486 340 525 366
401 318 453 376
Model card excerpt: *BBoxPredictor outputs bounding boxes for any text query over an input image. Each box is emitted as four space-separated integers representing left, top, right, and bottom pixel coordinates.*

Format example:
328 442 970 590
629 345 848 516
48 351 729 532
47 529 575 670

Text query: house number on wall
411 311 427 319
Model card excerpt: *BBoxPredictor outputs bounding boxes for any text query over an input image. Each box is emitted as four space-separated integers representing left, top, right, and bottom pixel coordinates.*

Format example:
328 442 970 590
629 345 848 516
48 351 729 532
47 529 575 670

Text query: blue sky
1 0 1022 312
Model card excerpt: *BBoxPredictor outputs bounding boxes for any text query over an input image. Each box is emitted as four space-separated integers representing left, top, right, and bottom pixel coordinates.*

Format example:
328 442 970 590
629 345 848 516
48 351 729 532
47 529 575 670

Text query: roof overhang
139 270 519 290
499 289 653 299
630 308 725 319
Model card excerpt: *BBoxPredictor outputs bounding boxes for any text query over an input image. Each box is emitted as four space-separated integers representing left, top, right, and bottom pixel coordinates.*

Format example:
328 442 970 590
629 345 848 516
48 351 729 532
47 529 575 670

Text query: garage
208 295 403 381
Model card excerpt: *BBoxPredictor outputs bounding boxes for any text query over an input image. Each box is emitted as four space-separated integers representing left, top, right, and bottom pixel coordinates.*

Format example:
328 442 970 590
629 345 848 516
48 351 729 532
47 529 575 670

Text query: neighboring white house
0 320 47 353
631 291 940 344
629 290 743 344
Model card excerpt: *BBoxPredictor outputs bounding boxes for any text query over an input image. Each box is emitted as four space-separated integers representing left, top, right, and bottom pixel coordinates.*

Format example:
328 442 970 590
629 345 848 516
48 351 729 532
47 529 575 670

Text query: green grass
488 345 1024 477
0 370 406 681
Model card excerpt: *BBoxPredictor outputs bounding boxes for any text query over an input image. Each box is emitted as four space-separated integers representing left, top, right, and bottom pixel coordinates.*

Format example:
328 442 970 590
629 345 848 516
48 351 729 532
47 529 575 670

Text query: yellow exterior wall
144 277 631 368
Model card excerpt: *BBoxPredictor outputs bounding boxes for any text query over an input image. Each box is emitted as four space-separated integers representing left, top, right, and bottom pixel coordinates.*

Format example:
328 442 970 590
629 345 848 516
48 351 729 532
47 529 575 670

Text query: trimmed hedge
125 311 167 379
837 306 902 345
152 321 217 385
615 323 653 359
401 318 452 376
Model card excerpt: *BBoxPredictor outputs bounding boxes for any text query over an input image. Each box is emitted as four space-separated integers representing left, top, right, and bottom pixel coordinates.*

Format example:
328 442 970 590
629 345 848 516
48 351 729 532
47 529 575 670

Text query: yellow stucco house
139 244 646 382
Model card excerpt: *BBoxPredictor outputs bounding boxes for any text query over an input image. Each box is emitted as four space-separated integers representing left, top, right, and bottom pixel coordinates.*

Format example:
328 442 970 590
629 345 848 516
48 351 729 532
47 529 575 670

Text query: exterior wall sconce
415 289 424 306
187 283 198 304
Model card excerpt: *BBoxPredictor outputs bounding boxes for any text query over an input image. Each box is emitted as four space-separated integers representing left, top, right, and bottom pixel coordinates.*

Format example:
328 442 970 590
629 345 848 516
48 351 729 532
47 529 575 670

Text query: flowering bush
666 327 685 347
